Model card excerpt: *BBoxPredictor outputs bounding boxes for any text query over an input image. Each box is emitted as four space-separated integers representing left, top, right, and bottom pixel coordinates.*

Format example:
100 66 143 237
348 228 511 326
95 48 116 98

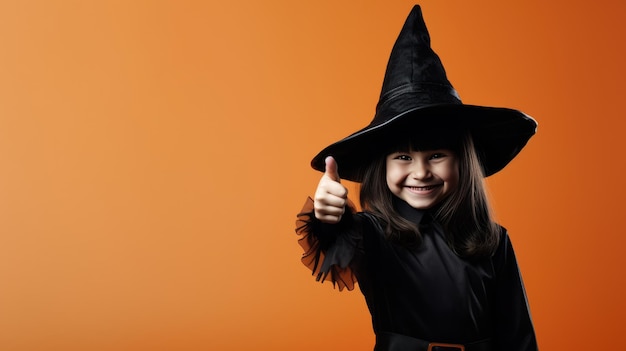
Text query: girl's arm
492 231 539 350
294 156 361 291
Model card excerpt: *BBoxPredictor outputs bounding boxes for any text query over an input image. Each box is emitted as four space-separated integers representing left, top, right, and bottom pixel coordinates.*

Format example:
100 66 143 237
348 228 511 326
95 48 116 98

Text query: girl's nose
411 161 430 179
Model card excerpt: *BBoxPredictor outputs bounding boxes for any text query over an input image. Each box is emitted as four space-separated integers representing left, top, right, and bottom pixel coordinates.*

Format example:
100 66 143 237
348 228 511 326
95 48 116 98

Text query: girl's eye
429 153 445 160
394 154 412 161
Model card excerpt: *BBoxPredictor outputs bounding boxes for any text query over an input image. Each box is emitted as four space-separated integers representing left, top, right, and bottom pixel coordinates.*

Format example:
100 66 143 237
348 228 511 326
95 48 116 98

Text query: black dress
295 197 538 351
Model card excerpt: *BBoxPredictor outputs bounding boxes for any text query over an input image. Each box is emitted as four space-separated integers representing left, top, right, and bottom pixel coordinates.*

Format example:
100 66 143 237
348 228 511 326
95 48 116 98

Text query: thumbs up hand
314 156 348 224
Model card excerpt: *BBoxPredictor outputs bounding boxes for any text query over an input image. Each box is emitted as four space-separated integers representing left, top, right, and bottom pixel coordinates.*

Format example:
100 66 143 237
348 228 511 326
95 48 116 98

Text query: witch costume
295 5 538 351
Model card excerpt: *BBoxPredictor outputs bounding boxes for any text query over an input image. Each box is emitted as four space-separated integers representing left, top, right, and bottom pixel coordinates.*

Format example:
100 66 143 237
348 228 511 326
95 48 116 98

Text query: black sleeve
295 197 362 291
492 231 539 350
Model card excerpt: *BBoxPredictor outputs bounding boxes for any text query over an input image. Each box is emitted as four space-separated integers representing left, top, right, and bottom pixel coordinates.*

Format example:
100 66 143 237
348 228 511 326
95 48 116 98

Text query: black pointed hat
311 5 537 182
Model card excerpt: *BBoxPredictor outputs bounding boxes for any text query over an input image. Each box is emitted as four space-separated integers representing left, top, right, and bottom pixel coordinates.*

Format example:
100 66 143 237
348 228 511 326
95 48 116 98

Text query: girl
295 5 538 351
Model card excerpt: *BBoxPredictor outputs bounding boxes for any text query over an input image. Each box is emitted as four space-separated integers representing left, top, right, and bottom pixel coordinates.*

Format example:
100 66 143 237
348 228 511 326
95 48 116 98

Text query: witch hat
311 5 537 182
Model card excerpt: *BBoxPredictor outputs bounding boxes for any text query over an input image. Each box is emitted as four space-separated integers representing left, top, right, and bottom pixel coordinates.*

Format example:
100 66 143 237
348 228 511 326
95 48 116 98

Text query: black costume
296 197 538 350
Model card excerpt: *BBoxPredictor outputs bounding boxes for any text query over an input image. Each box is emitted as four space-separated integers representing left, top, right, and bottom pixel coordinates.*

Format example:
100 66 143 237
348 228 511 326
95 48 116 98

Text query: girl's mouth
408 185 439 190
406 184 441 192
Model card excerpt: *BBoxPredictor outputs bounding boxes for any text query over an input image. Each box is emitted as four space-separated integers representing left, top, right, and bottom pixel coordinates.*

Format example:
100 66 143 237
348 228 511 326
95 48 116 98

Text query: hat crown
373 5 461 125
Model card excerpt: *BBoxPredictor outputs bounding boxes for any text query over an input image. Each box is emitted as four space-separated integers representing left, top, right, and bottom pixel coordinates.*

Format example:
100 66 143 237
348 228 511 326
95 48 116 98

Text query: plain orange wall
1 1 625 350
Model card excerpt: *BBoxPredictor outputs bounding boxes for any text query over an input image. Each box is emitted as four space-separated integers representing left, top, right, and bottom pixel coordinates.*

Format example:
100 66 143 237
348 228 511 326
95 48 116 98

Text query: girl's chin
402 198 437 210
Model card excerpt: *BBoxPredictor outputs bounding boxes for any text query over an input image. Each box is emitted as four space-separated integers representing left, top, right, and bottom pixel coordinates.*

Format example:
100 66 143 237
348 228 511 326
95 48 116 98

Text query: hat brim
311 103 537 182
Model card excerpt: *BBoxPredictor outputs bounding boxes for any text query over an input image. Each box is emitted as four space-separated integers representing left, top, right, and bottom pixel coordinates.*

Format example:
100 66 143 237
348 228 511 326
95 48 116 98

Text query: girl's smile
406 184 442 193
386 149 459 210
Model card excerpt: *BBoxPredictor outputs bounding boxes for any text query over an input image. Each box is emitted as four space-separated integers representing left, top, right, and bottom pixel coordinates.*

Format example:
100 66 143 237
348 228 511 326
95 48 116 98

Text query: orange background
1 1 624 350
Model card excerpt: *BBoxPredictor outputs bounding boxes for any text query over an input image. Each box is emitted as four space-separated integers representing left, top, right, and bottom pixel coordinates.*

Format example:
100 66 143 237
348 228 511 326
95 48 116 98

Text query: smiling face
386 149 459 210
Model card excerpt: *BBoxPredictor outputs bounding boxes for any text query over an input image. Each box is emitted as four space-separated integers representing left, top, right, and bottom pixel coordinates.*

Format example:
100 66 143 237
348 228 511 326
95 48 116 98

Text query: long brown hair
358 132 500 258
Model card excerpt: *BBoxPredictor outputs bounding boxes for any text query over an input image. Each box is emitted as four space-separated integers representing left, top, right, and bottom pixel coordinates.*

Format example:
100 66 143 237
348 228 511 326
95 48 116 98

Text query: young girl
295 5 538 351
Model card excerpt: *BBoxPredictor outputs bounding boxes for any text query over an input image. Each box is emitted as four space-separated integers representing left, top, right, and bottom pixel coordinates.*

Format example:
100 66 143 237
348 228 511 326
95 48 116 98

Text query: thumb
324 156 341 182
